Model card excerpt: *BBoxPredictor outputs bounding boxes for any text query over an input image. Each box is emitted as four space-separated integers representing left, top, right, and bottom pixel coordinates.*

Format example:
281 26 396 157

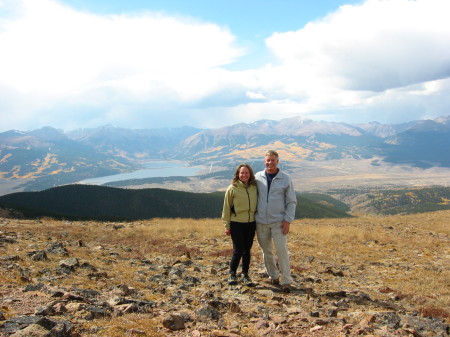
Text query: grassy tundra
0 211 448 336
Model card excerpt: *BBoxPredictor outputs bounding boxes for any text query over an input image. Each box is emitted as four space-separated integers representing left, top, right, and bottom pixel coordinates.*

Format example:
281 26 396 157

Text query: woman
221 164 258 285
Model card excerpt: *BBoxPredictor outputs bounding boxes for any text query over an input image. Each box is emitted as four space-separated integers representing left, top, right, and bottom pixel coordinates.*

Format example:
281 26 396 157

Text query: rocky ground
0 212 449 337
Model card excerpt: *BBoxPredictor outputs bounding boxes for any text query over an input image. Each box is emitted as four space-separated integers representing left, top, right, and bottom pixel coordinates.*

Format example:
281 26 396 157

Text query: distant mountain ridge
66 125 202 158
1 115 449 193
0 127 136 185
172 115 450 166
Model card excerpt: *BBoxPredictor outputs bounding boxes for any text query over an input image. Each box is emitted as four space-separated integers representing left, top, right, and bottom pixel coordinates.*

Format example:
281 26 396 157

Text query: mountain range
0 115 449 194
174 116 450 165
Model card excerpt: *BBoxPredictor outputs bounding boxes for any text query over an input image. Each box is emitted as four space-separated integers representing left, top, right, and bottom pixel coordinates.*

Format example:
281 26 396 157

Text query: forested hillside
0 185 351 221
334 186 450 215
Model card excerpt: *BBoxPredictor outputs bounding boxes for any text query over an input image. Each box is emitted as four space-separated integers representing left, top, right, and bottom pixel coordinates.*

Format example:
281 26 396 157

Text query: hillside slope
0 184 351 221
332 186 450 215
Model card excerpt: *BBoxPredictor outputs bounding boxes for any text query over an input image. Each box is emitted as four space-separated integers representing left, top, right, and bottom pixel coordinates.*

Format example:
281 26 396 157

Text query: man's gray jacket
255 170 297 224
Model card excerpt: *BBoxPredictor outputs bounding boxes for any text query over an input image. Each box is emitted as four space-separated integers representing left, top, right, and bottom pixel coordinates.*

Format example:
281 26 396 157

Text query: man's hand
281 221 290 235
225 229 231 236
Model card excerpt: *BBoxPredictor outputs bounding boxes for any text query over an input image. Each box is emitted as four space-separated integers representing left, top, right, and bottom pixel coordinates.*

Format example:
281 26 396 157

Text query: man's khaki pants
256 223 292 285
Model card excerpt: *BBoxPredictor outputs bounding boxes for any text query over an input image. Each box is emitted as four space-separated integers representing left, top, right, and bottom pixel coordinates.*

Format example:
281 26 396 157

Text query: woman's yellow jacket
221 180 257 230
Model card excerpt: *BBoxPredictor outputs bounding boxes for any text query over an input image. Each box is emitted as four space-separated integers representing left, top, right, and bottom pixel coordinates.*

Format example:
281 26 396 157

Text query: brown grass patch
1 210 449 334
419 306 450 320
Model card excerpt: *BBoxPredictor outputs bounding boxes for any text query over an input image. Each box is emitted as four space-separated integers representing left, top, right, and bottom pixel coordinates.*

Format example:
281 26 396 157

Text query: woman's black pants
229 221 256 275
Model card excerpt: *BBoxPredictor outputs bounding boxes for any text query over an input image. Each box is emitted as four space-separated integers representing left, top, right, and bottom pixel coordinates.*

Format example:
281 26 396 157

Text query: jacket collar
236 180 249 188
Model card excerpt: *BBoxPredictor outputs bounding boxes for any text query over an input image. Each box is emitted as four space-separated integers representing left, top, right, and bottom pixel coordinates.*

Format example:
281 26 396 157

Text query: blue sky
1 0 449 132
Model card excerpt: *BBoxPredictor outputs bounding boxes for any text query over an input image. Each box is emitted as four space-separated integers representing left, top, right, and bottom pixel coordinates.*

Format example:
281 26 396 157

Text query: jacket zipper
245 186 251 222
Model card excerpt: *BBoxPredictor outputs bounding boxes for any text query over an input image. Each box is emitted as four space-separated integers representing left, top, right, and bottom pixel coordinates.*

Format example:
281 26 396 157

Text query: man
255 150 297 293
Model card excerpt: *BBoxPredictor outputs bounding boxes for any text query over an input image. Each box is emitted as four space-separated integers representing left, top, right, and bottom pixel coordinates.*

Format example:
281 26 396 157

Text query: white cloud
279 2 449 94
235 0 450 123
265 0 450 92
0 0 450 131
0 0 244 130
246 91 266 100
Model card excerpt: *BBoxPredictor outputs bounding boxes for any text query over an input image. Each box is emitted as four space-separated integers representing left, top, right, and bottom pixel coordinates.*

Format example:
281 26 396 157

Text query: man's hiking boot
228 273 238 285
281 284 292 293
269 278 280 285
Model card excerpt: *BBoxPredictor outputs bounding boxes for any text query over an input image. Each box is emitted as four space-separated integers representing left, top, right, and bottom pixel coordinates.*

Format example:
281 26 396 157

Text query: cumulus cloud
234 0 450 124
265 0 450 91
0 0 243 129
0 0 450 131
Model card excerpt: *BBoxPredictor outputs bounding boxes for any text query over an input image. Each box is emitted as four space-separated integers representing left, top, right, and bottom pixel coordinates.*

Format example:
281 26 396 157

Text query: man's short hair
265 150 279 158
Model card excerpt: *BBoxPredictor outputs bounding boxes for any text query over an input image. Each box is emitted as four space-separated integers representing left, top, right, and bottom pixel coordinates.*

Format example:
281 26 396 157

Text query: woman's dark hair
231 164 256 186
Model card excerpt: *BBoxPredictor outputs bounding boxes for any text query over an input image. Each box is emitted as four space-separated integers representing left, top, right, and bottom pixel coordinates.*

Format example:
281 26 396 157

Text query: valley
113 158 450 196
1 115 450 196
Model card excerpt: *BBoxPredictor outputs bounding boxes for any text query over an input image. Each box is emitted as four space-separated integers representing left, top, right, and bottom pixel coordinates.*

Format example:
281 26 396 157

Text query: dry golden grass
1 211 449 335
291 211 450 318
83 315 165 337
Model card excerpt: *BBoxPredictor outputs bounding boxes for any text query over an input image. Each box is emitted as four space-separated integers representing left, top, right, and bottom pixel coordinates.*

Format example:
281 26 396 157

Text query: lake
80 161 205 185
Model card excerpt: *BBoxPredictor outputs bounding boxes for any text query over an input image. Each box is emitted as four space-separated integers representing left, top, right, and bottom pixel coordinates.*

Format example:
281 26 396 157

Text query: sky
1 0 450 132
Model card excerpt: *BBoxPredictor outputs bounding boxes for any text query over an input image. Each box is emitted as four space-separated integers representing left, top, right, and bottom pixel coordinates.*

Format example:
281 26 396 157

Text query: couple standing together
221 150 297 293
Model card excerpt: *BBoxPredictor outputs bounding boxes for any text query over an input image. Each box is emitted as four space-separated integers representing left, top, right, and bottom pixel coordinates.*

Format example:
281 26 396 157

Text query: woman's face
238 166 250 184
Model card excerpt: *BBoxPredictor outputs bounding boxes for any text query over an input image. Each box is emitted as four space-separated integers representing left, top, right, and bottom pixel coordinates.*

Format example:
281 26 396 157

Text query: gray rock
27 251 48 261
0 255 20 261
84 305 113 320
325 290 346 298
79 262 97 271
108 296 134 306
59 258 79 268
20 268 32 282
162 314 185 331
0 233 17 244
87 271 108 279
34 305 55 316
47 242 68 255
6 315 43 327
169 266 184 278
0 321 21 334
196 305 221 320
9 323 51 337
323 267 344 277
113 284 136 296
24 283 46 292
184 275 201 285
373 311 401 329
404 315 449 337
0 316 71 336
347 291 372 304
74 288 100 299
325 308 339 317
56 258 79 274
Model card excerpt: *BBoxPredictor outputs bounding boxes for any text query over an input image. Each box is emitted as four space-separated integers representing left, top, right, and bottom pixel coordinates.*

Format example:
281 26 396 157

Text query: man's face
264 155 279 174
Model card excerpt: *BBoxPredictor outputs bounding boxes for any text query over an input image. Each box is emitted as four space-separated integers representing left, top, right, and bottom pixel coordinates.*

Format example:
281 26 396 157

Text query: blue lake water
80 161 205 185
